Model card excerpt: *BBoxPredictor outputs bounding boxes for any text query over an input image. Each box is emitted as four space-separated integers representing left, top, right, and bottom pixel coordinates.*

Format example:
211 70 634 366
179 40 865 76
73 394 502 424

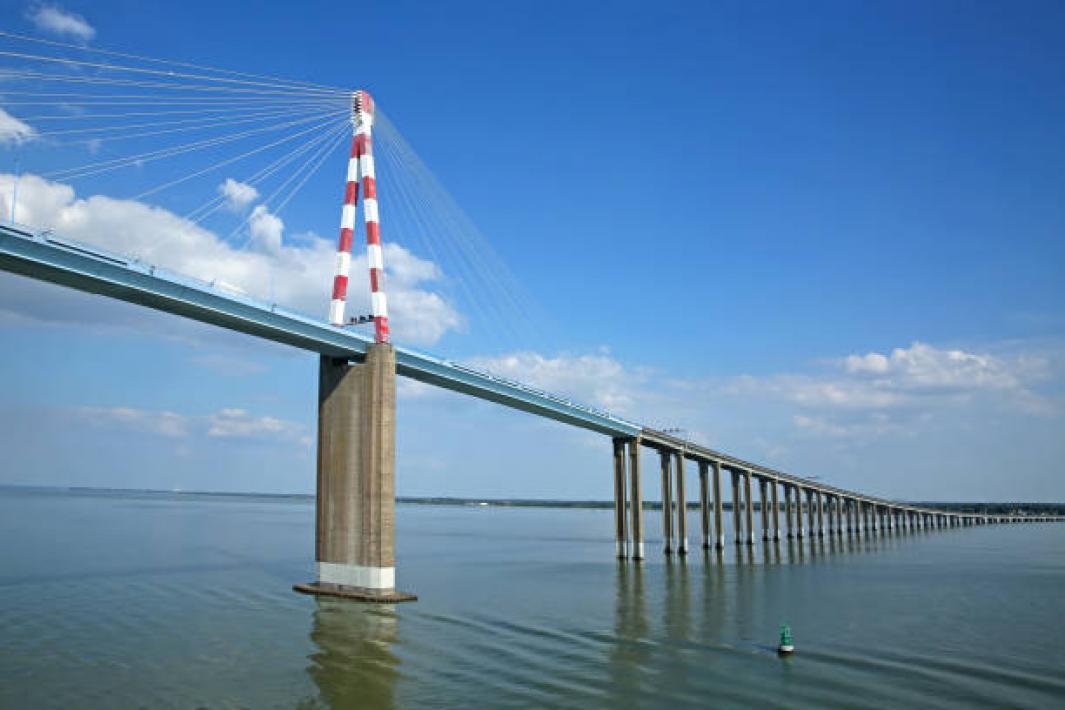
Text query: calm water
1 488 1063 709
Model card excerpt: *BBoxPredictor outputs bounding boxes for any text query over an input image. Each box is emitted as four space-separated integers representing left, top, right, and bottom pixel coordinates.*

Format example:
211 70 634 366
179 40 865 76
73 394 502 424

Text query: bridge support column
796 486 806 538
806 490 816 539
771 480 780 541
612 438 629 558
732 470 743 545
712 461 724 549
815 491 825 537
759 478 770 541
628 439 644 559
744 472 755 545
660 451 673 554
674 452 688 554
296 348 415 603
785 485 794 539
698 461 711 549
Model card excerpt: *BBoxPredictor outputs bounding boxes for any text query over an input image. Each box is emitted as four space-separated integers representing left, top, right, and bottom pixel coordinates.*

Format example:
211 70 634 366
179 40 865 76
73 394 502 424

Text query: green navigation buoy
778 625 794 655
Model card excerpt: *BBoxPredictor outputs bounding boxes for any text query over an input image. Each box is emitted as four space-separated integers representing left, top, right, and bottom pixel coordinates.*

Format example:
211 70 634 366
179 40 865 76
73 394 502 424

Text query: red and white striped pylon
329 89 390 344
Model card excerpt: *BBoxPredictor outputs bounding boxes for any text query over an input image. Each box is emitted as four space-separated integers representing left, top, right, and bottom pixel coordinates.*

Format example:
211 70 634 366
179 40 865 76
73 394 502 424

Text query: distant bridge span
1 224 1058 601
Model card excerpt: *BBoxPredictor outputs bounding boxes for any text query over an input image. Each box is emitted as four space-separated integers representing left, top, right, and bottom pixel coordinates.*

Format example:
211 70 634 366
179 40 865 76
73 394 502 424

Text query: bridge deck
0 224 991 518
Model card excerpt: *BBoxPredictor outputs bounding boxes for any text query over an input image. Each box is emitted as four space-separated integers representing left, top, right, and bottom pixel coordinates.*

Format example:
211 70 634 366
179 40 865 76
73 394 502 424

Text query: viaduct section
609 432 1058 563
1 225 1060 604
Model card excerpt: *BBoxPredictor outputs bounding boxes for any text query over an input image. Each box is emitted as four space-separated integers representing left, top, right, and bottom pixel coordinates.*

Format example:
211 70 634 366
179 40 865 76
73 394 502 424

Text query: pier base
296 346 415 603
294 581 417 603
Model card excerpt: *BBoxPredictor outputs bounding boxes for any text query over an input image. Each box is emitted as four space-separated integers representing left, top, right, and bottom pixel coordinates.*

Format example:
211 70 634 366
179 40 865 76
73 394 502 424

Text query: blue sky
0 0 1062 501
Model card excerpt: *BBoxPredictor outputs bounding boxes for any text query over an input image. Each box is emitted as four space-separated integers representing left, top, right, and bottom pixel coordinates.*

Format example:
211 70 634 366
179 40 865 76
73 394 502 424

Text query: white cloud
467 350 641 414
218 178 259 212
466 341 1060 453
841 342 1025 392
725 374 906 410
0 108 35 146
27 3 95 42
726 342 1050 414
76 406 189 438
207 407 302 440
0 173 462 345
792 413 903 439
247 204 283 255
72 405 309 445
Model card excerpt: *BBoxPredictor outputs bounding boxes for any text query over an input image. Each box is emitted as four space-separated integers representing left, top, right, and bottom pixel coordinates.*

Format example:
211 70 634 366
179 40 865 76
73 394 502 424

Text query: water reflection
663 558 691 643
608 561 648 703
303 598 400 710
705 512 954 566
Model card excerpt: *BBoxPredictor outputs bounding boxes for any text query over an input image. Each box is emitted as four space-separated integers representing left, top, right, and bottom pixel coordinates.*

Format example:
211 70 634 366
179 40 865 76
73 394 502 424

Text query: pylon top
350 89 375 131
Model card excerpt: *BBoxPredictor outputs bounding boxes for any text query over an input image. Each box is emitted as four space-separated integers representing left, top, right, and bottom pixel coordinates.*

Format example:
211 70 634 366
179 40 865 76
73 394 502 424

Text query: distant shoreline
2 484 1063 515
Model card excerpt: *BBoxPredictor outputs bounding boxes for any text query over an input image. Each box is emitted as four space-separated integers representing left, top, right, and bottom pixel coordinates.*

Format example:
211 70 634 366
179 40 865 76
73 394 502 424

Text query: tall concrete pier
711 461 724 549
674 453 688 554
628 439 644 559
613 438 628 558
295 346 415 602
698 461 711 549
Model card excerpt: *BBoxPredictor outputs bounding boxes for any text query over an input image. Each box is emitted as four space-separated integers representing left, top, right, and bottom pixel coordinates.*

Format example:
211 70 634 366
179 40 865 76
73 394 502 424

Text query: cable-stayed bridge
0 34 1058 602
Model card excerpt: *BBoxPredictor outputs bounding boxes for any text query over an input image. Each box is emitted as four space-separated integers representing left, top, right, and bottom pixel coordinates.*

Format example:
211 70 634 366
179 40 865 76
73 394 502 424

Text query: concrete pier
771 481 781 541
628 439 644 559
295 348 415 603
613 438 628 558
785 485 794 538
816 491 825 537
712 461 724 549
813 491 822 536
759 478 770 541
796 486 806 538
674 452 688 554
806 489 816 540
698 461 711 549
732 470 743 545
660 451 673 554
744 472 755 545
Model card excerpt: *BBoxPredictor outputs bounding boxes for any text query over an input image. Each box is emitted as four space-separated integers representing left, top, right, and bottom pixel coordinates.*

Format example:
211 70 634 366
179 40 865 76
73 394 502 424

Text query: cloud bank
0 173 463 345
